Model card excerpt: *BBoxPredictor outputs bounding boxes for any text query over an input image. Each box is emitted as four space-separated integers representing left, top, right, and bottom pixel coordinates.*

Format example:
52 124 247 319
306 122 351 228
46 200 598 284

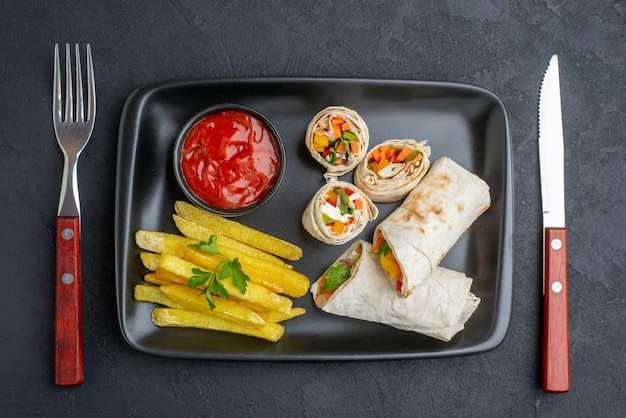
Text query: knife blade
538 55 570 393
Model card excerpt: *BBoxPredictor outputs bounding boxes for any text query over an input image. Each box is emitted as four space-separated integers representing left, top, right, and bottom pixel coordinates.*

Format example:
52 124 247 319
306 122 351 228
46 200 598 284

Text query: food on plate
135 230 197 255
310 240 480 342
152 308 285 343
133 201 309 342
305 106 369 177
140 252 161 271
160 283 266 328
172 214 288 267
372 156 491 296
143 272 169 286
138 277 305 324
154 253 294 314
175 200 303 261
255 307 306 323
134 283 178 307
177 243 309 298
175 244 283 294
301 180 379 245
175 108 283 212
354 139 431 203
135 283 265 329
136 230 309 297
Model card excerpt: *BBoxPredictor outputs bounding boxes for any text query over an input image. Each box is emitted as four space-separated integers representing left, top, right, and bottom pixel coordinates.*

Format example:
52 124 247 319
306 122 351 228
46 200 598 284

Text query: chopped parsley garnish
187 235 250 309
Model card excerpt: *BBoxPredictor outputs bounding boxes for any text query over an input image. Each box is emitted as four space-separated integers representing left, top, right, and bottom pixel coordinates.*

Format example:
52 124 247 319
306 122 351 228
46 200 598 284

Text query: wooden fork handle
542 227 570 393
55 216 84 386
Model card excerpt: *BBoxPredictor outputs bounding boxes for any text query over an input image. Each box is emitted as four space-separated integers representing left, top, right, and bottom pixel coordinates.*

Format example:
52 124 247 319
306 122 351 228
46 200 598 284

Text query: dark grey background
2 1 624 416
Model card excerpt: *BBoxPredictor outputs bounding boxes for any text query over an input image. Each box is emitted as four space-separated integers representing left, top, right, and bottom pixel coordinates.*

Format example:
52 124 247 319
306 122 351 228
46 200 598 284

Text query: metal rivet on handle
61 273 74 285
62 228 74 240
551 281 563 293
551 238 562 251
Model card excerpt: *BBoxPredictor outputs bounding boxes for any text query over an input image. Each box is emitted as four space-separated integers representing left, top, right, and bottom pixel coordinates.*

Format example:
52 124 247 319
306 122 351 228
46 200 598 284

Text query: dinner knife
538 55 570 393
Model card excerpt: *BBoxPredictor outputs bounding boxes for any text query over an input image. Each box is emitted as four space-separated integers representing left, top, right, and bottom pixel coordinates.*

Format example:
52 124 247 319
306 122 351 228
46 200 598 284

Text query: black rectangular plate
115 78 513 360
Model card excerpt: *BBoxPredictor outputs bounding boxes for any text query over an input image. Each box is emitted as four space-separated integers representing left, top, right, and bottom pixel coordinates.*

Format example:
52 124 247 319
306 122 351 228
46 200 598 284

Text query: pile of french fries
134 200 309 342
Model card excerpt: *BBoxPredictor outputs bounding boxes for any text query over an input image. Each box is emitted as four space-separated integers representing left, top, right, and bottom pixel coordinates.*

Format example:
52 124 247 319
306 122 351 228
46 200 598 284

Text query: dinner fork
53 43 95 386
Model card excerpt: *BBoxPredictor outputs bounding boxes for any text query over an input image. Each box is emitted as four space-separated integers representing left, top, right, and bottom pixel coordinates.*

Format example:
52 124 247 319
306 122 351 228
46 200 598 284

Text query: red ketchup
180 110 280 211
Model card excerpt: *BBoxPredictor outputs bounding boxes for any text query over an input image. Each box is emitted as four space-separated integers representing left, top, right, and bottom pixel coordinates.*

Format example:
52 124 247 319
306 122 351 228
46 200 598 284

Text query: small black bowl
173 103 286 217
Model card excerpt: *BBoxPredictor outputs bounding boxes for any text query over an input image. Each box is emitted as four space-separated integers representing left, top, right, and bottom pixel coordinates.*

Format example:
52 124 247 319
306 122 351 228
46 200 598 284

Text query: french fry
140 252 161 271
215 245 310 298
173 215 291 268
159 283 265 329
138 230 302 296
143 272 171 286
134 284 180 307
222 278 292 315
152 308 285 342
134 201 309 342
136 282 268 329
154 267 188 285
177 244 284 294
157 254 293 314
135 230 197 255
257 307 306 323
174 200 303 261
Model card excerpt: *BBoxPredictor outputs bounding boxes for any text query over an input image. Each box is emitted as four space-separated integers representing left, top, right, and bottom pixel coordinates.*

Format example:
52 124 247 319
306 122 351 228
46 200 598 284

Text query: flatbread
374 156 491 296
302 180 378 245
305 106 369 177
311 240 480 342
354 139 431 203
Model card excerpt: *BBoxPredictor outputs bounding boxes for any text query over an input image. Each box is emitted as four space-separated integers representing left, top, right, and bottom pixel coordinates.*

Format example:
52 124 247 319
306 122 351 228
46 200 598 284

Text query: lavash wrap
375 156 491 296
311 240 480 342
305 106 369 177
302 180 378 245
354 139 432 203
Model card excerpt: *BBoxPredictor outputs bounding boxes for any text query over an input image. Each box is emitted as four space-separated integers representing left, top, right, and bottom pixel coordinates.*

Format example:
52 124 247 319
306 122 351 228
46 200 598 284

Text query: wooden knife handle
542 227 570 393
55 216 84 386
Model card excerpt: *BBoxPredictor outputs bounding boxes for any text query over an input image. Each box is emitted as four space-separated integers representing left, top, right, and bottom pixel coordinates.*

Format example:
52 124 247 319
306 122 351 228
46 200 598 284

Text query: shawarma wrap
311 240 480 342
302 180 378 245
354 139 431 203
372 156 491 296
305 106 369 177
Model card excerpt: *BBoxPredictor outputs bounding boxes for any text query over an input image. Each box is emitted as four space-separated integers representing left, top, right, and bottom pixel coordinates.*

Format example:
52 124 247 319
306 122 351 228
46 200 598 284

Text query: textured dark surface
1 1 625 416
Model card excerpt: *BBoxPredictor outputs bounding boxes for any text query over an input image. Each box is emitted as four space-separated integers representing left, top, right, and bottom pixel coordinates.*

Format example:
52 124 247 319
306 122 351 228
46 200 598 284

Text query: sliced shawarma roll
372 156 491 296
305 106 369 177
302 180 378 245
311 240 480 342
354 139 432 203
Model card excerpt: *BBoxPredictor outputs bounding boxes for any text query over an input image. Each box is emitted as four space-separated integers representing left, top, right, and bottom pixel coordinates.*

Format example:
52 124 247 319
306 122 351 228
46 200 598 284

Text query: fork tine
64 43 73 123
74 44 84 122
53 44 62 122
86 44 95 122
